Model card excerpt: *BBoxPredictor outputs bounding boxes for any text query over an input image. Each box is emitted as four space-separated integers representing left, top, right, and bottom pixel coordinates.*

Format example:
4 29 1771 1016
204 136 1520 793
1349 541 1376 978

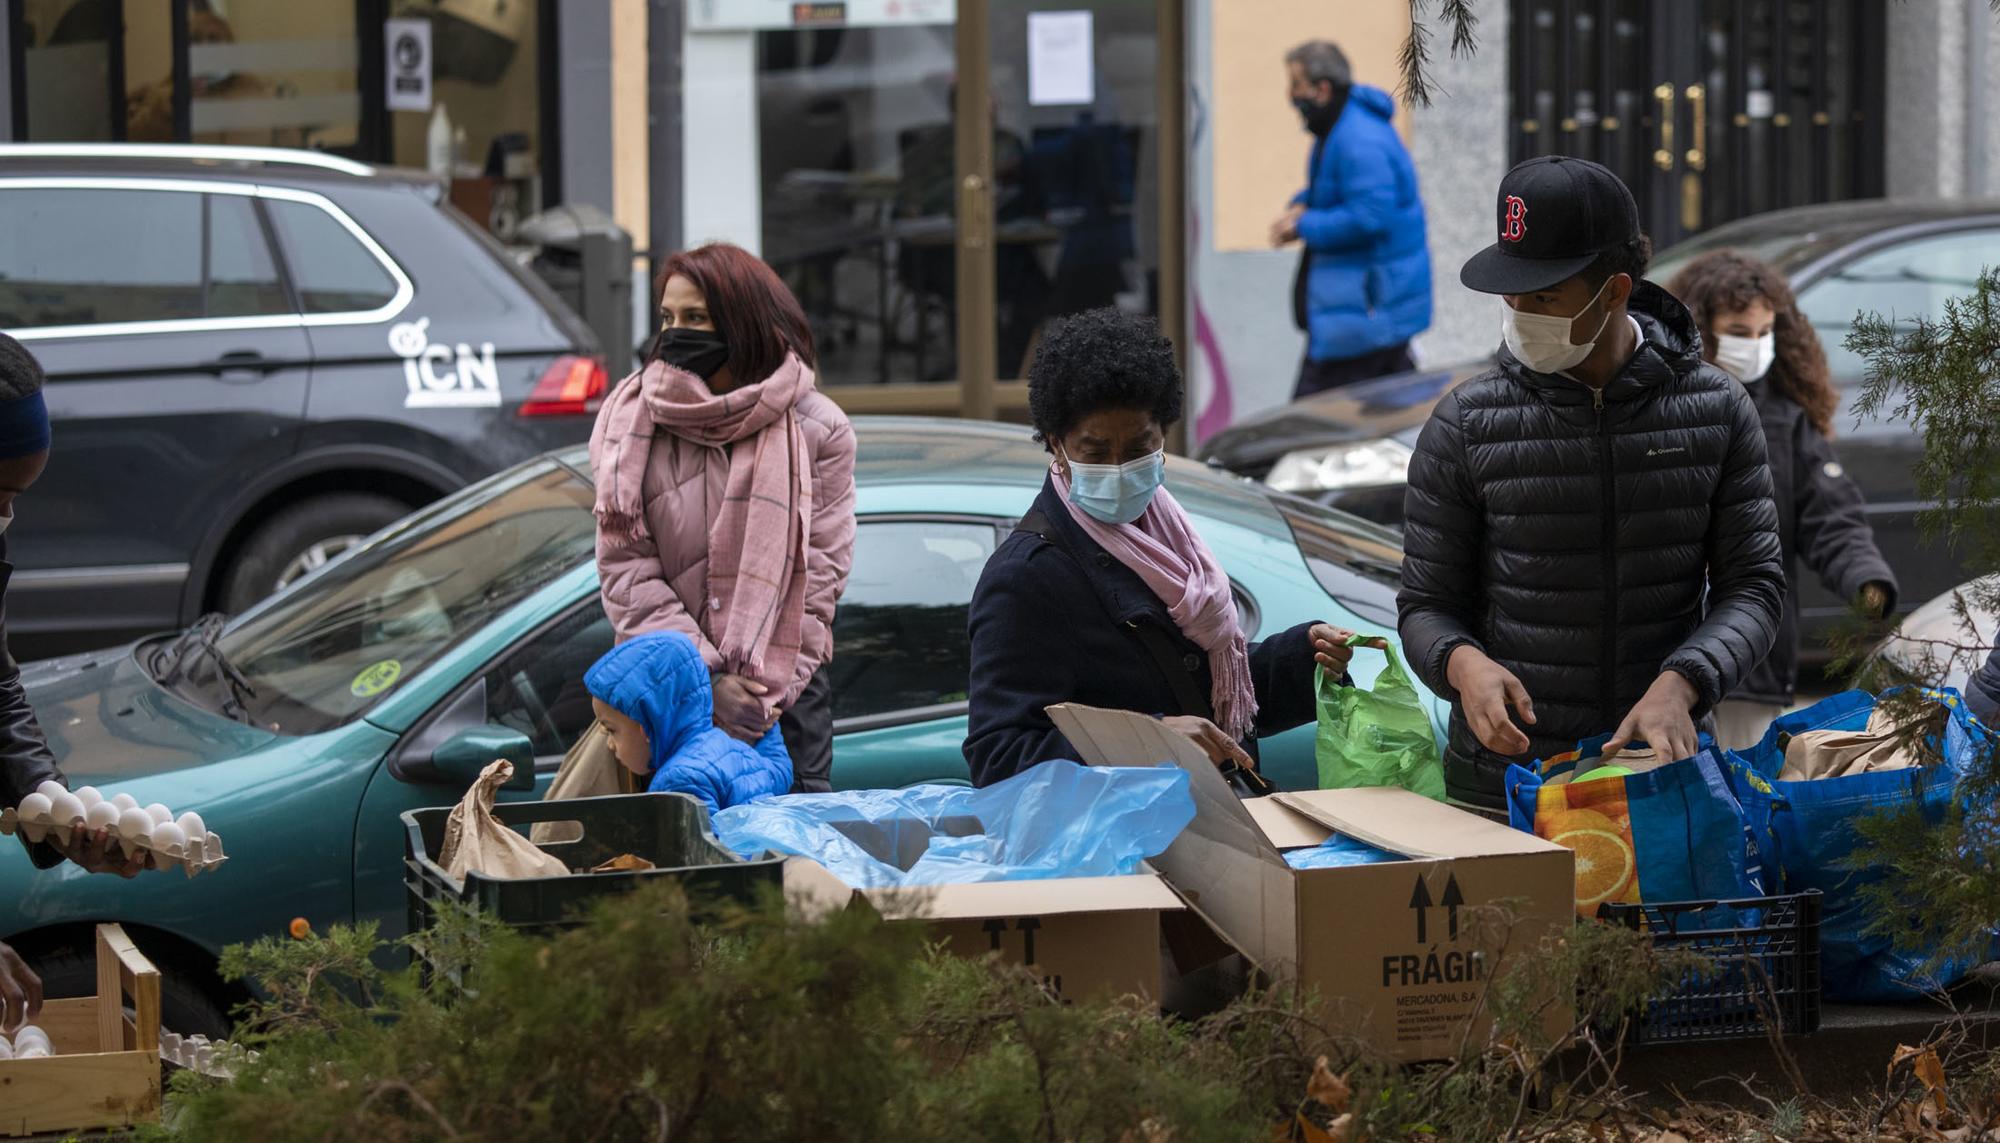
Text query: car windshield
169 461 598 734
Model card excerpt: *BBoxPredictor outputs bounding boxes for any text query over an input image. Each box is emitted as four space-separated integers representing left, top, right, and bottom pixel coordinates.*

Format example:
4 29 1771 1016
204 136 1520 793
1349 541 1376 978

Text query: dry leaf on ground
1306 1055 1352 1112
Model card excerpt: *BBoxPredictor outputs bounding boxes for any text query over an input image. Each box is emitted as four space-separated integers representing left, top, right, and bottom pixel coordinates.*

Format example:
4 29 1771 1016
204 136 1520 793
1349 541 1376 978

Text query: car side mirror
432 725 536 791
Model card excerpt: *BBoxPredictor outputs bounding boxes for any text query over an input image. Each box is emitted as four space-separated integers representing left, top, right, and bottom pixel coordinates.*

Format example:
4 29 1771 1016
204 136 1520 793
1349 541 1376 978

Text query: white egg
0 1036 12 1059
13 1024 48 1047
84 800 121 832
33 780 65 801
175 811 206 840
72 785 102 807
15 1043 49 1059
116 807 154 845
145 803 173 825
48 791 84 825
15 792 51 822
110 793 139 812
149 822 187 855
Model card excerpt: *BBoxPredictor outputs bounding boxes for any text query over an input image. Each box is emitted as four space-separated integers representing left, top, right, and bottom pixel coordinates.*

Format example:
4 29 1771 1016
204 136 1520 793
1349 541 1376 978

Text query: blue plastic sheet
710 761 1195 888
1727 688 2000 1002
1283 834 1402 870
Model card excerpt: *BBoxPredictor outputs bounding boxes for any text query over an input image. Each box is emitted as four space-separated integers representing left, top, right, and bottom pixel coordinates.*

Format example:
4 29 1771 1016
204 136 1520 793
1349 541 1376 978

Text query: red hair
652 243 816 385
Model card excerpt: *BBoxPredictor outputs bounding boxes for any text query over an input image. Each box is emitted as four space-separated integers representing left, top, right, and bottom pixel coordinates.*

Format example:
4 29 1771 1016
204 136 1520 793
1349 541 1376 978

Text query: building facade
0 0 1981 440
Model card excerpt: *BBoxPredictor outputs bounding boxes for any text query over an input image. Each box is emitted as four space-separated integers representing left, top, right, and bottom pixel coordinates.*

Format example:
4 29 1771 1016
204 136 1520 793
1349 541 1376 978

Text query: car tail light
519 355 609 417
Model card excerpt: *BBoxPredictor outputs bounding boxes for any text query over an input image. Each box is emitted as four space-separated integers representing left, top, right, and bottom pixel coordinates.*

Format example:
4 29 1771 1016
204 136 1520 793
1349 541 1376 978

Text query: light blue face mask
1062 448 1166 525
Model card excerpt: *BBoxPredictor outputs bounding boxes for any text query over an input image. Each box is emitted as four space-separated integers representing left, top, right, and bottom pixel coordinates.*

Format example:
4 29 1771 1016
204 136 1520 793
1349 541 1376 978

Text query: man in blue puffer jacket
585 632 793 814
1273 40 1433 398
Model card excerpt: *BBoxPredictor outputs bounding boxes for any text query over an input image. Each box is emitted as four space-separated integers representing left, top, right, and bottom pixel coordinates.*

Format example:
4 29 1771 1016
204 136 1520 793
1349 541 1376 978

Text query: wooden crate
0 924 161 1137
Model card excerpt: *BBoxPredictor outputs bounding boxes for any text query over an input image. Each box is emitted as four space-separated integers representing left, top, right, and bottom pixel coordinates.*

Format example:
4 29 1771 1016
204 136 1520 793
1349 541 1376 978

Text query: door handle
959 174 990 251
1684 83 1707 170
1653 83 1676 170
202 351 275 380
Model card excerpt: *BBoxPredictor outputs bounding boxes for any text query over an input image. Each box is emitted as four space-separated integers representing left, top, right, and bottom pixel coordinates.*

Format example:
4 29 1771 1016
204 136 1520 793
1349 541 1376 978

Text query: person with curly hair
962 308 1364 787
1665 249 1897 748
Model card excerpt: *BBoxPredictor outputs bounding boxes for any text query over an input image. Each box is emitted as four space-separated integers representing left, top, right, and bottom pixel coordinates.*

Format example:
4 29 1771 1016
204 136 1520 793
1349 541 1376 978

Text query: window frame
0 175 413 343
829 512 1009 735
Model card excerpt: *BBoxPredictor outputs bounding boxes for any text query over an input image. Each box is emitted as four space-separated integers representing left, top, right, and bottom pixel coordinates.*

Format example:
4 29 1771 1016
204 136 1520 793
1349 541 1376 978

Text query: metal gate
1510 0 1888 247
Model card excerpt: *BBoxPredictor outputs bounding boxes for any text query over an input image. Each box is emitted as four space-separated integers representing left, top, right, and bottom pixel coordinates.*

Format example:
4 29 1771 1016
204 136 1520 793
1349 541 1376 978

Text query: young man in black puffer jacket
1396 156 1786 812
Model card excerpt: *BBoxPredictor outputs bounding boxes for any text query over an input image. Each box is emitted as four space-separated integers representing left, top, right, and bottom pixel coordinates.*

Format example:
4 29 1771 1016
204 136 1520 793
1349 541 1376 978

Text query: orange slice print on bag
1553 826 1638 912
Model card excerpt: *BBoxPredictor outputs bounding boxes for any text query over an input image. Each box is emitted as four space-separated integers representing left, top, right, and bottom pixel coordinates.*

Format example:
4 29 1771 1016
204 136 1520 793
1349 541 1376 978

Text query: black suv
0 144 608 658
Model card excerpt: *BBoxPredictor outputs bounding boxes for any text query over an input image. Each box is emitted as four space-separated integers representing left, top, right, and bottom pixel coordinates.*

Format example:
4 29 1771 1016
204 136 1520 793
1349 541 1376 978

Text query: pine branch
1400 0 1482 108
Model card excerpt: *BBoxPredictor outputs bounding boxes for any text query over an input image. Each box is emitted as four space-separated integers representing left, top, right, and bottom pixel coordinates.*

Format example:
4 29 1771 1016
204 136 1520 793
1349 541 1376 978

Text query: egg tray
0 808 227 878
159 1032 258 1079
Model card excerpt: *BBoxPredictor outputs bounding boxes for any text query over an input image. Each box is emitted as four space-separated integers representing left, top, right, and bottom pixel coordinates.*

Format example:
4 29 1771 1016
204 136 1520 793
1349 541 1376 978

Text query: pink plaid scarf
592 355 814 696
1050 466 1258 739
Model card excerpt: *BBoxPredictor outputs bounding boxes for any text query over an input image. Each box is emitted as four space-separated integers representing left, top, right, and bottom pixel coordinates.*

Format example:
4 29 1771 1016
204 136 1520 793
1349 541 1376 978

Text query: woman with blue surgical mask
961 308 1369 787
1666 250 1898 750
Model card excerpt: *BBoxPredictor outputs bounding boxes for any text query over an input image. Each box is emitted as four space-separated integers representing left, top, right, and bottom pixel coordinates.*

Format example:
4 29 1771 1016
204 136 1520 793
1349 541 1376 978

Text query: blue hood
583 633 792 812
1348 84 1397 121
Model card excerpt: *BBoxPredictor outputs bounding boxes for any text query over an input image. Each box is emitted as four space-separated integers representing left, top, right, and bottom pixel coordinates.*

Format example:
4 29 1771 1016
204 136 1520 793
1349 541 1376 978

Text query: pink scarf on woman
592 355 814 692
1050 465 1258 739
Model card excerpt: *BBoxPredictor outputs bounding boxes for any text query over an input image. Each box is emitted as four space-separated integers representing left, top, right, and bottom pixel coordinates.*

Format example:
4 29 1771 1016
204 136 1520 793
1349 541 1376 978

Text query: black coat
1397 281 1786 808
0 542 65 868
1967 646 2000 729
1734 375 1898 704
963 479 1321 787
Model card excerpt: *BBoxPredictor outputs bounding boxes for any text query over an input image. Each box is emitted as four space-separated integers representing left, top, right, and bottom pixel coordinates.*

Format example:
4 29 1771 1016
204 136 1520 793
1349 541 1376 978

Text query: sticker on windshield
351 659 404 699
390 317 500 409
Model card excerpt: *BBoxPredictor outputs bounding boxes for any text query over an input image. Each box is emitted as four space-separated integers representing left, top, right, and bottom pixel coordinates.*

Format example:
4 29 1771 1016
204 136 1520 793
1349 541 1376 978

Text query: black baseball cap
1460 155 1641 295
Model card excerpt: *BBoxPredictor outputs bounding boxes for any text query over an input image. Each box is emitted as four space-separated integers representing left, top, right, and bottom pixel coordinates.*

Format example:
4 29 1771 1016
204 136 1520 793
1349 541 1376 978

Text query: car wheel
223 493 409 613
23 942 232 1041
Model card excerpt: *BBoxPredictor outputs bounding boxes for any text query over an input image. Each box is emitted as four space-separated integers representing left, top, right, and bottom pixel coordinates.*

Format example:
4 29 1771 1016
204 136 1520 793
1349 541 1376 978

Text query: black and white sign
385 17 432 113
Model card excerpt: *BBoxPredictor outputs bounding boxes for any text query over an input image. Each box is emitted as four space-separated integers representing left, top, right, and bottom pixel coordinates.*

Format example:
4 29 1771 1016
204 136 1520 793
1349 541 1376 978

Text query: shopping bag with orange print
1505 735 1761 920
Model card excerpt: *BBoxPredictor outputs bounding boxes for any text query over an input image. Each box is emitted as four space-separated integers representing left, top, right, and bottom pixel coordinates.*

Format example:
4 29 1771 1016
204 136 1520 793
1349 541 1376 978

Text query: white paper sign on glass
1028 10 1094 107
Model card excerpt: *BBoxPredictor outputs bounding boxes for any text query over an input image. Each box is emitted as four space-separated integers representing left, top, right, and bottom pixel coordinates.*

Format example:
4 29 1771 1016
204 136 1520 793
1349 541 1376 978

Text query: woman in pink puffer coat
589 243 856 791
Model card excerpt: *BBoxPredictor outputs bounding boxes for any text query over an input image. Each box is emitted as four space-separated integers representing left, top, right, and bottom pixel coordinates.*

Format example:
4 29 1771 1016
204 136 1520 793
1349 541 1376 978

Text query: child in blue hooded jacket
586 632 793 814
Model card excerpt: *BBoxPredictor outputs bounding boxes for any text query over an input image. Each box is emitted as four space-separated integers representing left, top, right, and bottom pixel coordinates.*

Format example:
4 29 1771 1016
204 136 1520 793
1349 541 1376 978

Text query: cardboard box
783 858 1184 1003
1049 704 1576 1062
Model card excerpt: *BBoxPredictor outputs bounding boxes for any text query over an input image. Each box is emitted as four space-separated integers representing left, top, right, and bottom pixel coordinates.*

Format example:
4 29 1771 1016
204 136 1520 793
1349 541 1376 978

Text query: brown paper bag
439 760 570 881
1779 703 1944 781
529 722 630 845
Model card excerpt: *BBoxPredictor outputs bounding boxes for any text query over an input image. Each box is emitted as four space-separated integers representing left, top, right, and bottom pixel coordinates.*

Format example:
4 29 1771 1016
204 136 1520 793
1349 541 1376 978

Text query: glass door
962 0 1178 420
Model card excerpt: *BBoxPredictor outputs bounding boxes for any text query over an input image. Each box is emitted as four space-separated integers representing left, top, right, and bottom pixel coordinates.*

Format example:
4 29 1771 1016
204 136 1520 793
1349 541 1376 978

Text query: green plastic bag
1314 634 1446 800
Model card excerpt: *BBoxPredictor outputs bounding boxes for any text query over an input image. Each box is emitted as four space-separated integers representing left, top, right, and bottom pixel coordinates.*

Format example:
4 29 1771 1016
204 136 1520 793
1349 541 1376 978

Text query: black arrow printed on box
1441 873 1464 941
1408 876 1432 943
981 917 1041 964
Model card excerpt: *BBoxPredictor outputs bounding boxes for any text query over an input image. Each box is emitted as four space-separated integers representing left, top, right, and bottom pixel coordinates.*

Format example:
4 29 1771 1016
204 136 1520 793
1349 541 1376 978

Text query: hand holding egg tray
2 781 227 877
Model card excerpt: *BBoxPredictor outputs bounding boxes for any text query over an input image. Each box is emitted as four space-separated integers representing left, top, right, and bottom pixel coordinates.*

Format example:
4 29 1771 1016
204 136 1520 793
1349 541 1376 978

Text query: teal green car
0 418 1438 1035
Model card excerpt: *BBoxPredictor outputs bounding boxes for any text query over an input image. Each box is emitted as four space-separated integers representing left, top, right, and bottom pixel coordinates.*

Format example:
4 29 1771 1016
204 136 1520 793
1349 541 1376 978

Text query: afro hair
1026 308 1183 447
0 335 45 402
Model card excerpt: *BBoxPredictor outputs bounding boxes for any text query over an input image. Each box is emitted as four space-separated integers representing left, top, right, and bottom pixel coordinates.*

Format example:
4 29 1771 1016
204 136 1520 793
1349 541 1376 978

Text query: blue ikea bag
1506 735 1763 919
1727 688 2000 1002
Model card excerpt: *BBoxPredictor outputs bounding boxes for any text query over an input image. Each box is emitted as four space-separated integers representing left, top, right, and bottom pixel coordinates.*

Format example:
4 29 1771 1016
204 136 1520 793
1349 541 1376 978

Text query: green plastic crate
402 792 785 983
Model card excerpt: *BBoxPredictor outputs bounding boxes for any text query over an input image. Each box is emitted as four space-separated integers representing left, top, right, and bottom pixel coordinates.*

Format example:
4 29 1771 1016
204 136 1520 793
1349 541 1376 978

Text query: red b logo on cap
1501 195 1528 243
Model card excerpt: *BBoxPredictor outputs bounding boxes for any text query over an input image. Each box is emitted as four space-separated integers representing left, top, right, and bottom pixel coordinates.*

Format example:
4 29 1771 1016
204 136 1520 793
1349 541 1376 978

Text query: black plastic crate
402 793 786 982
1597 890 1822 1045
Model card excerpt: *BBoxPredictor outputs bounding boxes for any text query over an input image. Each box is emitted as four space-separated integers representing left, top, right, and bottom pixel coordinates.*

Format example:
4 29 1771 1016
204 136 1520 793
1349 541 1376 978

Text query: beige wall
1209 0 1410 252
610 0 649 252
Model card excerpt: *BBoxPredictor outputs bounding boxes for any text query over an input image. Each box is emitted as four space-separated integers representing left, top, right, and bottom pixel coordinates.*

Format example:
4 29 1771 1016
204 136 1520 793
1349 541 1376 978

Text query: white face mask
1713 332 1776 383
1501 277 1615 375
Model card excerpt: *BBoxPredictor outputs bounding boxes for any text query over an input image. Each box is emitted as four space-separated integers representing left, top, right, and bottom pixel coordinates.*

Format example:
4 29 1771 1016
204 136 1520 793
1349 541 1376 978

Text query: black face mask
650 327 730 380
1294 86 1346 136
